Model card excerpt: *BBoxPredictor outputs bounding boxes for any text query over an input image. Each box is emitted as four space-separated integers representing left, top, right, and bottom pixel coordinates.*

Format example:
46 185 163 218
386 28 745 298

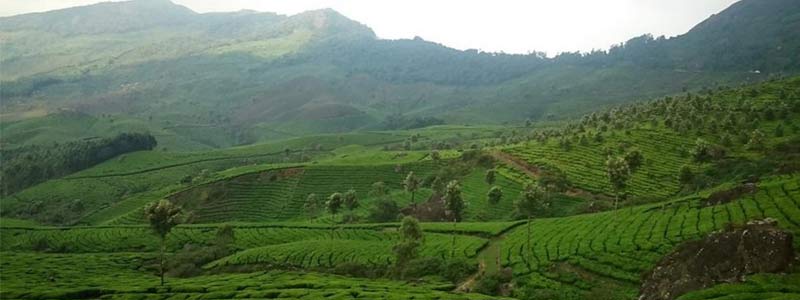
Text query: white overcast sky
0 0 739 55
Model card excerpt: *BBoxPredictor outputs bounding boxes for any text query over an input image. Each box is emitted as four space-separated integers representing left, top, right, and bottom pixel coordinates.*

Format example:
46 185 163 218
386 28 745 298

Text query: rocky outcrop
639 219 795 300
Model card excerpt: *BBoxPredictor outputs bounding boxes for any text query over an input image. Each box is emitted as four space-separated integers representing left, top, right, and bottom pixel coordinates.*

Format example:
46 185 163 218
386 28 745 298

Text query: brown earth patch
704 182 758 206
401 195 449 222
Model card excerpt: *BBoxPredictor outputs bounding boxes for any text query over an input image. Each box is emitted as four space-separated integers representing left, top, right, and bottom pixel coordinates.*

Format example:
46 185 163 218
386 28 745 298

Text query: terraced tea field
0 252 501 300
503 127 693 200
496 175 800 298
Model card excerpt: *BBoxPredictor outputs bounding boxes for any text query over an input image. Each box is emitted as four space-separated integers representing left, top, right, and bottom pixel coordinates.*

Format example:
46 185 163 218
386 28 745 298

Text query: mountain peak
0 0 196 35
287 8 375 39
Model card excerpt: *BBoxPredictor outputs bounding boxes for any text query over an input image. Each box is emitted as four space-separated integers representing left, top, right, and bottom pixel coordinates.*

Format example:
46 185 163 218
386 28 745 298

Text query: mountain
1 0 798 151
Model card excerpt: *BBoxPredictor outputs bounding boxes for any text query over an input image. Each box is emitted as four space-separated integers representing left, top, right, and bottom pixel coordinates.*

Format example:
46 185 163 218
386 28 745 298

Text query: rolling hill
2 1 800 300
1 0 798 150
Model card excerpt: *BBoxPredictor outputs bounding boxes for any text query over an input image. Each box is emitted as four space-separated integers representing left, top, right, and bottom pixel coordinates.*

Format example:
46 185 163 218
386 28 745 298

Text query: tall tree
444 180 465 257
145 200 182 286
485 169 497 185
304 193 320 218
487 186 503 205
326 193 343 222
747 129 766 150
623 148 644 172
344 189 359 211
404 171 421 207
430 150 441 162
606 156 631 210
393 216 424 278
326 192 343 238
515 184 549 261
430 176 445 196
370 182 387 197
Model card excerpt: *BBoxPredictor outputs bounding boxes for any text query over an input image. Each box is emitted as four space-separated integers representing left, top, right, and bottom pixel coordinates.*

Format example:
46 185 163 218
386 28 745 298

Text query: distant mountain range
1 0 798 150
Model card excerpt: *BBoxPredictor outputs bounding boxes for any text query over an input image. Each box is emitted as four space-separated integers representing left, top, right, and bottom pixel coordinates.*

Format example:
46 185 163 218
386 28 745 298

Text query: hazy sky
0 0 739 55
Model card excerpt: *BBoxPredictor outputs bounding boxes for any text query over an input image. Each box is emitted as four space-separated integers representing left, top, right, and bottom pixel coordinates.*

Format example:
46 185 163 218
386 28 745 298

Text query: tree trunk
526 216 532 261
159 237 165 286
451 218 457 258
331 213 336 239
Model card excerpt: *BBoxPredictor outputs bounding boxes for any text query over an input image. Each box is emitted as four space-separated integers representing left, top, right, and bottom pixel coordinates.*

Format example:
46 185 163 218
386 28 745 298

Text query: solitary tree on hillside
485 169 497 185
487 186 503 205
327 192 343 223
370 181 387 197
343 189 359 223
344 189 359 211
747 129 766 150
404 172 421 208
515 184 549 261
392 216 424 278
430 176 445 197
444 180 465 258
430 150 441 162
326 192 343 238
304 193 320 218
606 156 631 211
145 200 183 286
678 165 694 186
623 148 643 172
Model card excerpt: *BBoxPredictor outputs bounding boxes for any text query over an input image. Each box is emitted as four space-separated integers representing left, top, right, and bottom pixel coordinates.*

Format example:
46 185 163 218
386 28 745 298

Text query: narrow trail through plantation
455 221 525 292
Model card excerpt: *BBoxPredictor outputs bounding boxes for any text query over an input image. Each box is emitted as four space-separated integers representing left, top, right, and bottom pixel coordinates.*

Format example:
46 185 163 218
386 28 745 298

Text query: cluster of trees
296 37 548 86
487 78 798 191
1 132 157 195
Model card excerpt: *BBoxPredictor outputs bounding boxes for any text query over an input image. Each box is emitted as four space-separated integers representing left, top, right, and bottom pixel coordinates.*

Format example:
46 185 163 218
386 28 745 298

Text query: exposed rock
704 182 757 206
639 219 794 300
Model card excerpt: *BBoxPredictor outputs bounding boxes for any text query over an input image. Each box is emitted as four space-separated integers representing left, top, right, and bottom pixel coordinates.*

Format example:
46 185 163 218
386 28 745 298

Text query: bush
333 262 386 278
473 269 512 296
367 198 400 223
442 258 477 283
403 257 444 279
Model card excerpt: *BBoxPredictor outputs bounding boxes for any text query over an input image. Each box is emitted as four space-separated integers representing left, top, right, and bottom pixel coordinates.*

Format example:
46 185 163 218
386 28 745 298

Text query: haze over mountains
1 0 799 150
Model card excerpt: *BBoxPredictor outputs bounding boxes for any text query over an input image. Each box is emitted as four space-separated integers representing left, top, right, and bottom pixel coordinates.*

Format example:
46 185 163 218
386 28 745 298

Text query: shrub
403 257 444 279
442 258 477 283
333 262 386 278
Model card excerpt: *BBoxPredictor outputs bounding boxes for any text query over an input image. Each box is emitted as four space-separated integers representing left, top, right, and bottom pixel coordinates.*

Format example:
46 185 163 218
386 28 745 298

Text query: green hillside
2 0 797 150
2 1 800 299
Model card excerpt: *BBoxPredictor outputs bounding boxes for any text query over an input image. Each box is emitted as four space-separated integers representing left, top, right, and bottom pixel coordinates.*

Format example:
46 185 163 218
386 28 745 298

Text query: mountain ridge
0 0 797 151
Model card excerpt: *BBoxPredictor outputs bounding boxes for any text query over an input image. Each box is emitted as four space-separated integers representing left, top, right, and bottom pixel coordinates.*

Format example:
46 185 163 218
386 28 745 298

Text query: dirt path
491 150 541 178
456 260 486 292
454 221 524 292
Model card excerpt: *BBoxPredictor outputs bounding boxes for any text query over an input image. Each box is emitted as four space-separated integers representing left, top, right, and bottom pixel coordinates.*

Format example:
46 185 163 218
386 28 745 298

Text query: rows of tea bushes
498 175 800 298
0 252 498 300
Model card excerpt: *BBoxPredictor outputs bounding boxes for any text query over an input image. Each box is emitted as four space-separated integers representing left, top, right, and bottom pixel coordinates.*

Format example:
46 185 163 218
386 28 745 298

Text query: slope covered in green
2 0 797 150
